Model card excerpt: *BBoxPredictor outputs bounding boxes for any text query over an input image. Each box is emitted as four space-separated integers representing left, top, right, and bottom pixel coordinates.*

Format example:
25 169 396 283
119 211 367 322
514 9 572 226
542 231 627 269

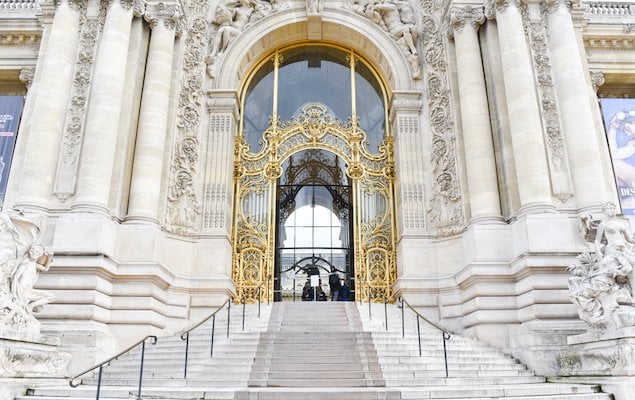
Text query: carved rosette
448 5 485 36
419 0 465 235
164 0 210 235
522 6 574 202
53 4 106 202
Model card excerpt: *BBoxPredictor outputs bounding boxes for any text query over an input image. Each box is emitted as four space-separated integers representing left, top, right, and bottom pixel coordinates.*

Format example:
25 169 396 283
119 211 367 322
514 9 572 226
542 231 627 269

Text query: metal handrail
179 297 232 340
401 298 452 378
69 335 158 400
180 297 233 378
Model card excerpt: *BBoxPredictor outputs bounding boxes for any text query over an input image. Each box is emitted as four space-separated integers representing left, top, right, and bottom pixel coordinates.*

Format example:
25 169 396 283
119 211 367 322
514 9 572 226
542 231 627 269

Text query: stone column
73 0 143 213
486 0 553 212
544 0 608 210
126 3 179 223
450 6 502 223
16 0 82 209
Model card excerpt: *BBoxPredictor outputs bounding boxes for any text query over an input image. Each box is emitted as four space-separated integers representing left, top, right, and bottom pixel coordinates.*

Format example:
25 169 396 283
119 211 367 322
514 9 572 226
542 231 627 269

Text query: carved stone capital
19 67 34 89
144 2 180 33
207 90 239 118
64 0 87 13
449 6 485 37
484 0 521 19
590 70 605 93
109 0 144 15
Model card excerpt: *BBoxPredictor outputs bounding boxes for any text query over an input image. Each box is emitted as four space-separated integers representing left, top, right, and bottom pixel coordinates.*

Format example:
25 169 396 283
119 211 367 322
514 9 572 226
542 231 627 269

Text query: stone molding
448 5 485 37
585 36 634 50
0 34 40 45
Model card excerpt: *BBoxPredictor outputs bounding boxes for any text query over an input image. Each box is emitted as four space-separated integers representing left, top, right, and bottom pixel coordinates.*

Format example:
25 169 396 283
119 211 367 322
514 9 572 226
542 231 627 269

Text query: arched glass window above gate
241 45 388 154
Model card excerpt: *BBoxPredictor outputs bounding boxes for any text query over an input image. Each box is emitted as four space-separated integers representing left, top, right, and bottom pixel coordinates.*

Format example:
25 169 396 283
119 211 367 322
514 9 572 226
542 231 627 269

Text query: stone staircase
17 300 612 400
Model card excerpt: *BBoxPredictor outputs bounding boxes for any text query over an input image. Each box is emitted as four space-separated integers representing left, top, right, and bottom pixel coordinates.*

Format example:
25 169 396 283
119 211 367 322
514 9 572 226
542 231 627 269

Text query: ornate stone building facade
0 0 633 379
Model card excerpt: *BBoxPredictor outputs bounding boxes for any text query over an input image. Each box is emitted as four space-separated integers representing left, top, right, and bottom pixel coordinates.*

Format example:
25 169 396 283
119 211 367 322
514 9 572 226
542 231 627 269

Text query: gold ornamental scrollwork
233 102 396 303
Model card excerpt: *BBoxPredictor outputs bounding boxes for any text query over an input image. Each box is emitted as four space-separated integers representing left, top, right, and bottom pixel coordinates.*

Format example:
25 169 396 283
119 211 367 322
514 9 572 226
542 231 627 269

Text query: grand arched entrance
232 44 396 303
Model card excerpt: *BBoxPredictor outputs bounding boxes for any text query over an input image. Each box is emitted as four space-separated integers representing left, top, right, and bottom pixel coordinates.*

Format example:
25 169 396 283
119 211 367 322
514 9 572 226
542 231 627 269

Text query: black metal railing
401 298 452 378
69 335 158 400
180 297 232 378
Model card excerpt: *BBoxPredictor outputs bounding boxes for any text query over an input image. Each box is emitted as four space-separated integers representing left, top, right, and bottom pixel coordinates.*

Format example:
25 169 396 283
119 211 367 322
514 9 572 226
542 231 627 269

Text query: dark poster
0 96 24 203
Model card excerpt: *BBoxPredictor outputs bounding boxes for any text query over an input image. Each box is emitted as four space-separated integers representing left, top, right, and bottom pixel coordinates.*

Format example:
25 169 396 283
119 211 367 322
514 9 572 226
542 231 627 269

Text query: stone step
251 363 381 372
384 376 546 386
248 378 385 387
398 383 607 398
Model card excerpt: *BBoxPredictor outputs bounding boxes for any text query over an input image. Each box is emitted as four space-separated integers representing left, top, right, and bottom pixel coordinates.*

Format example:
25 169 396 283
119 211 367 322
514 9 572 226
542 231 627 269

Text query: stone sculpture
0 211 53 336
568 202 635 331
207 0 276 77
352 0 420 78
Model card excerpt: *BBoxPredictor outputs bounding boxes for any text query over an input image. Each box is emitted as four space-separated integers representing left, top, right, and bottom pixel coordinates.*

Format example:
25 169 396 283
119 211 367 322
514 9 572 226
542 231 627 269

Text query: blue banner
601 98 635 215
0 96 24 203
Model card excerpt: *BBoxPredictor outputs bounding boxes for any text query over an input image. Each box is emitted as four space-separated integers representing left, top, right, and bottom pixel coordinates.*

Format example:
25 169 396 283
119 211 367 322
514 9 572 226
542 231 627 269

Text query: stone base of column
518 202 558 215
468 214 506 225
123 214 160 225
70 202 110 215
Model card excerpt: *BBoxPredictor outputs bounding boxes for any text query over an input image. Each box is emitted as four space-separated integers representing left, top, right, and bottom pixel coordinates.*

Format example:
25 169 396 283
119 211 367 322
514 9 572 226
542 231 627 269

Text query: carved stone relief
419 0 464 236
206 0 278 78
522 5 574 203
590 70 605 93
351 0 421 79
0 212 54 336
53 3 105 202
164 0 209 235
19 67 34 90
